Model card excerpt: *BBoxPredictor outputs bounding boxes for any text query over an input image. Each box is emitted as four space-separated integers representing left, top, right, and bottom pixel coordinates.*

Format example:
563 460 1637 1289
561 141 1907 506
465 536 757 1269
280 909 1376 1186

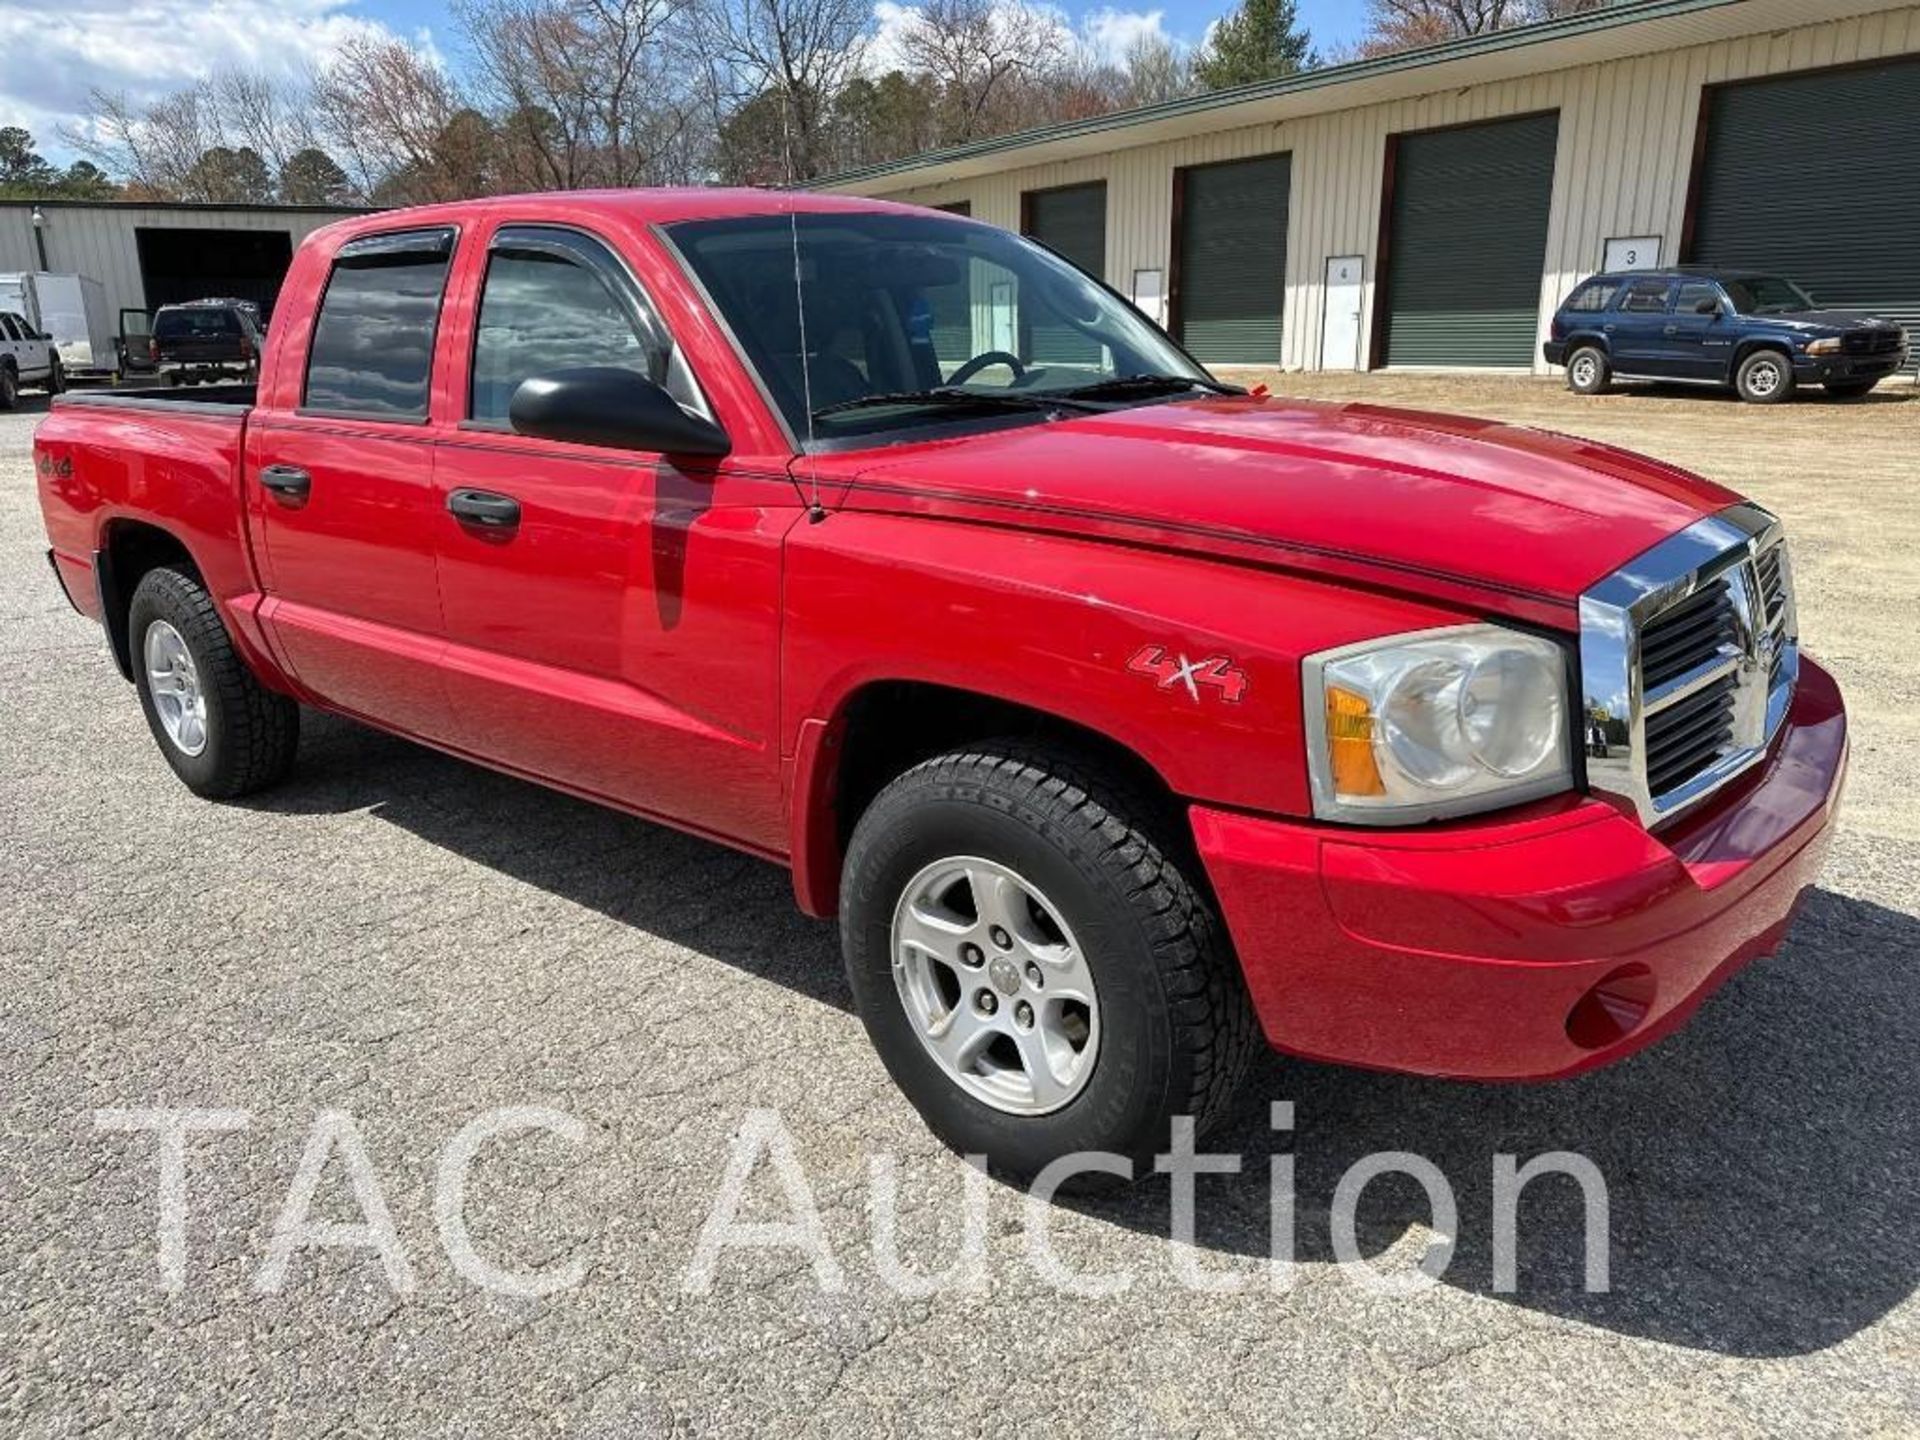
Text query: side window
1565 280 1619 313
1620 279 1674 313
304 227 455 419
0 314 20 341
1675 281 1720 315
470 232 667 425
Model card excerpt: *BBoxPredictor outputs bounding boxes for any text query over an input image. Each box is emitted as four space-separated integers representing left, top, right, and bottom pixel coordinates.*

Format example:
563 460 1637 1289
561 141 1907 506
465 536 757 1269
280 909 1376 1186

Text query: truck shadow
257 711 1918 1359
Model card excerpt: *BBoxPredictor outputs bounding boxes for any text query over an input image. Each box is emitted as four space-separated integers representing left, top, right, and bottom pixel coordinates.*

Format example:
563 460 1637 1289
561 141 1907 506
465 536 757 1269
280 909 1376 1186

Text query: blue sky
3 0 1376 166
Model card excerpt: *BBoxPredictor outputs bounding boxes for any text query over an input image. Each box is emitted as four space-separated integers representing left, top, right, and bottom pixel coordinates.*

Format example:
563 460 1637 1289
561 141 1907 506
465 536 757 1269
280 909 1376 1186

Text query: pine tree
1193 0 1315 92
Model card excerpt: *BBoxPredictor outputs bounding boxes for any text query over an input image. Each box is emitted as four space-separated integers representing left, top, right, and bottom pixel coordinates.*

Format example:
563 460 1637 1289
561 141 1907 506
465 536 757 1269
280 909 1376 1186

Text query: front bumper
1193 657 1847 1081
1794 349 1909 383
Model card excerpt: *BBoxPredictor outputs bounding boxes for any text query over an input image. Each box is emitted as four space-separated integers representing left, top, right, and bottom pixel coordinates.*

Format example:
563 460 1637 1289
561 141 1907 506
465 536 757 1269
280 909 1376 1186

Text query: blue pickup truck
1545 267 1909 404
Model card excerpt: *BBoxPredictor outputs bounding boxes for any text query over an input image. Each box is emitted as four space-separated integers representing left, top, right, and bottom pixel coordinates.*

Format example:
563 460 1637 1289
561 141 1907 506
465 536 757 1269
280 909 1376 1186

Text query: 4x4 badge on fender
1127 645 1249 704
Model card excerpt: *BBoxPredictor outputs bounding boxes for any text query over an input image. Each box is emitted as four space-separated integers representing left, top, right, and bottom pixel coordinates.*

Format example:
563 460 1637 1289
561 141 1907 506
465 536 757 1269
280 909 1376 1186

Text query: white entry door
1321 256 1364 371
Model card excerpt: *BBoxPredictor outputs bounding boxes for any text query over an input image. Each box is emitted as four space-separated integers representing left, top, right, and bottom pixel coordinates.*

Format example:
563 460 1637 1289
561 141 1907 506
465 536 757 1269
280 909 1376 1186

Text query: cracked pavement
2 379 1917 1437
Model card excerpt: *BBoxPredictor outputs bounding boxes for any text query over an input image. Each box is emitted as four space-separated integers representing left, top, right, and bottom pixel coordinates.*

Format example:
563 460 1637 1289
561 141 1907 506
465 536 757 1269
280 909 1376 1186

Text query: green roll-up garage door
1690 57 1920 366
1381 112 1559 368
1177 153 1291 365
1024 182 1107 365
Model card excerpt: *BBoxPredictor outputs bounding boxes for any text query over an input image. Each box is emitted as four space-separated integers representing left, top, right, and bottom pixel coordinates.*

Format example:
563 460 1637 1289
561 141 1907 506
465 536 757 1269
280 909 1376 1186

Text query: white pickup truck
0 308 63 407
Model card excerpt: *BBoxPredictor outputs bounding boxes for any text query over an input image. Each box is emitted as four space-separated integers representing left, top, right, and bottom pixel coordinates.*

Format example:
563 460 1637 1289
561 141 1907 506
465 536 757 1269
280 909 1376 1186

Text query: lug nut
975 990 998 1016
1025 962 1044 989
959 943 984 968
989 926 1012 950
1014 1001 1034 1029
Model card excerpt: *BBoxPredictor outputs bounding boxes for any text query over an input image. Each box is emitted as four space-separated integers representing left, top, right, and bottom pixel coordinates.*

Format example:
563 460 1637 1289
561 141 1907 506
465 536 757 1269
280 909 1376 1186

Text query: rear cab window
303 227 456 420
156 308 242 339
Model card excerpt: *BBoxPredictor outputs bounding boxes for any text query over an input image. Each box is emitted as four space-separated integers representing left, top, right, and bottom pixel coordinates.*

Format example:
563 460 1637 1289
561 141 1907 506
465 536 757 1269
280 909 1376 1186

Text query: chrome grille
1580 503 1798 828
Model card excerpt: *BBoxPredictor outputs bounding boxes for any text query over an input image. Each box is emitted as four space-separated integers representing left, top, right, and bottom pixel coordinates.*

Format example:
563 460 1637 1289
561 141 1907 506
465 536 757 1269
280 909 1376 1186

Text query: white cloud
1079 7 1172 66
0 0 419 161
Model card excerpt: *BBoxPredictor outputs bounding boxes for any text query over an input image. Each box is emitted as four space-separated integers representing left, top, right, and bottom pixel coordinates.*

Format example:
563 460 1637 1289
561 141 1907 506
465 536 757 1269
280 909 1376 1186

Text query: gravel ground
2 376 1916 1438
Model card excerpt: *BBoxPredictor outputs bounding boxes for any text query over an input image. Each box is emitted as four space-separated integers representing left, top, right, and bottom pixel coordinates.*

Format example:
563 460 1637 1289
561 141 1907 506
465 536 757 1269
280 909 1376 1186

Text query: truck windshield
665 210 1212 444
1721 276 1815 314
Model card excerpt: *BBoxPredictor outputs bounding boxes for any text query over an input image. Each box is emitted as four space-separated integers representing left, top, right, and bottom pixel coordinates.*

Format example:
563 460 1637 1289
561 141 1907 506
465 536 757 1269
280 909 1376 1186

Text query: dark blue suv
1544 268 1909 403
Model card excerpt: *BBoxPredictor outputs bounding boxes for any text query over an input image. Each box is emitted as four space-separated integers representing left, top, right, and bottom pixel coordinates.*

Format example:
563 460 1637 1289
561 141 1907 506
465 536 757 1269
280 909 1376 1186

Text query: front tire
1735 349 1795 404
128 566 299 798
0 364 17 410
1565 345 1611 395
840 743 1255 1181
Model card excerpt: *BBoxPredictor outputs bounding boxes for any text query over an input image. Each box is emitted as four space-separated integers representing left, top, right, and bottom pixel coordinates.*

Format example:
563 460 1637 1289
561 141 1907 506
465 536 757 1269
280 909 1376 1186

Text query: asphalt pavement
2 389 1915 1437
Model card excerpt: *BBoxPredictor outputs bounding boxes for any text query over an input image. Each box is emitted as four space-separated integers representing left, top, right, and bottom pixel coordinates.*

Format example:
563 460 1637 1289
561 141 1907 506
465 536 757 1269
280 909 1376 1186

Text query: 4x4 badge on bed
1126 645 1248 704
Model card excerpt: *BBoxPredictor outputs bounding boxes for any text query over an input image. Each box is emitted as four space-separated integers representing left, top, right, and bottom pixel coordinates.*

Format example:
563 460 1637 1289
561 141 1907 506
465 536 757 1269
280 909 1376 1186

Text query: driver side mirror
1694 297 1723 316
509 367 729 457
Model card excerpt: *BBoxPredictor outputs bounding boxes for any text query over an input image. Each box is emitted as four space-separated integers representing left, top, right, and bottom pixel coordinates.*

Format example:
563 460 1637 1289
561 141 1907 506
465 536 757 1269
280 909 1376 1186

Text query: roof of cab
311 187 932 246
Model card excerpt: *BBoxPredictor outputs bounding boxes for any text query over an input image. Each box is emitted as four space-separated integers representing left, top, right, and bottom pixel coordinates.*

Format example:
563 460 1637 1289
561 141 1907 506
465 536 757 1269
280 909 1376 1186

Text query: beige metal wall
862 5 1920 373
0 205 359 323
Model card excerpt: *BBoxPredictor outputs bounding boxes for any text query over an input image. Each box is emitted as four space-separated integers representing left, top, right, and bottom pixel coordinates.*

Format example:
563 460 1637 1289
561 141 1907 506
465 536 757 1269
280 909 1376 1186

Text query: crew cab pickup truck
1546 267 1910 403
35 193 1848 1177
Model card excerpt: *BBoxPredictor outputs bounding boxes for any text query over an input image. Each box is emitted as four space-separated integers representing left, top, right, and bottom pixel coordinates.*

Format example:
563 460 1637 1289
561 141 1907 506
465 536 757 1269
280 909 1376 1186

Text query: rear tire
44 357 64 396
1824 379 1877 400
128 566 299 799
1565 345 1611 395
1735 349 1795 404
840 741 1255 1182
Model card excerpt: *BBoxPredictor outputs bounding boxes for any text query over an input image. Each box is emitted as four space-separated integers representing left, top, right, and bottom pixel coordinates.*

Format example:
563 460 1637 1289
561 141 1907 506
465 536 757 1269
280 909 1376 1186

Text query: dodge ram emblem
1127 645 1248 704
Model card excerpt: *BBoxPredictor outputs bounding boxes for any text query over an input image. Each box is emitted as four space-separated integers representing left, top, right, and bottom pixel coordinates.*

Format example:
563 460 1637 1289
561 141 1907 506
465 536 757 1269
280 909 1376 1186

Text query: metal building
0 201 365 328
821 0 1920 375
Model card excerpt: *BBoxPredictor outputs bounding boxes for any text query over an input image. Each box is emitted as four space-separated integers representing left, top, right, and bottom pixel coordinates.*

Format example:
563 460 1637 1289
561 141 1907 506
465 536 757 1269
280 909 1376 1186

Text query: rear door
248 226 460 744
1607 277 1676 374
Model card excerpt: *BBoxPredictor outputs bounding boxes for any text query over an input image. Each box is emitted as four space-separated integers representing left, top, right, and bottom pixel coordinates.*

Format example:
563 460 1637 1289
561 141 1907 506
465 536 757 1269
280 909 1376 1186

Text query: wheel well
99 521 198 679
1733 338 1792 368
830 681 1185 856
1565 334 1609 356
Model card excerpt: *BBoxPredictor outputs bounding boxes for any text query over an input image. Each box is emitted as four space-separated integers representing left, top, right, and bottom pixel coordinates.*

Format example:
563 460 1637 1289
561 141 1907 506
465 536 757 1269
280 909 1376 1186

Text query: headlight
1305 625 1573 824
1804 337 1842 355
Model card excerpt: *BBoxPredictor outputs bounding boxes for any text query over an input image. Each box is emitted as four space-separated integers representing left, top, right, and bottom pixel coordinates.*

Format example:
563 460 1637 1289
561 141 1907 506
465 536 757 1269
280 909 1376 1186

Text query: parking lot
2 376 1916 1437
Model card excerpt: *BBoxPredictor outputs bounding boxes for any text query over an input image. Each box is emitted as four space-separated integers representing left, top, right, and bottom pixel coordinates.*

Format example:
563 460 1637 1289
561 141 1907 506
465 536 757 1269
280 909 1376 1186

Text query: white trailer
0 272 116 380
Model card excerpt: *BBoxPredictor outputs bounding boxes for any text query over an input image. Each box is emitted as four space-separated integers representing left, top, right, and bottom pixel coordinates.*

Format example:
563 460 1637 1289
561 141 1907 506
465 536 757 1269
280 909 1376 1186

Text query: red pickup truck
35 191 1847 1176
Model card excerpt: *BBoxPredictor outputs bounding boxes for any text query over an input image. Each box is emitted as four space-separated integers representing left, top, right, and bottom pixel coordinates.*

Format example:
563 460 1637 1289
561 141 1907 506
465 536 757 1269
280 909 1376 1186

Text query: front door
429 222 795 849
248 225 459 745
1665 279 1731 381
1321 256 1364 371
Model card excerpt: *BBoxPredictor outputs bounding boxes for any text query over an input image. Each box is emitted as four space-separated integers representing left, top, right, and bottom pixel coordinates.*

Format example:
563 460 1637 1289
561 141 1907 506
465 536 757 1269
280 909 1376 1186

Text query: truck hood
818 395 1738 622
1758 309 1902 333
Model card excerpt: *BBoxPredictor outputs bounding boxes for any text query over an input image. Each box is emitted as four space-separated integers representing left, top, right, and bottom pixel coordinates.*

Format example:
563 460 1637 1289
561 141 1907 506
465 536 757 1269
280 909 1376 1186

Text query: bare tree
459 0 702 190
1121 33 1193 107
899 0 1067 145
312 36 478 202
1359 0 1608 55
695 0 871 181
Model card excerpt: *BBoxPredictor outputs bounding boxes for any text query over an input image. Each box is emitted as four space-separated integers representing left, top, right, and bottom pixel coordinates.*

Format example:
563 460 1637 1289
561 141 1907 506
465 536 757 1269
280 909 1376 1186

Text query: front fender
780 512 1476 882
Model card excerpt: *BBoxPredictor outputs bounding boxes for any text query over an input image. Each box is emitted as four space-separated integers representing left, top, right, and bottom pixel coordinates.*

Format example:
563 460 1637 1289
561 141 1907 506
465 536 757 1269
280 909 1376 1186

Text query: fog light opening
1566 964 1657 1051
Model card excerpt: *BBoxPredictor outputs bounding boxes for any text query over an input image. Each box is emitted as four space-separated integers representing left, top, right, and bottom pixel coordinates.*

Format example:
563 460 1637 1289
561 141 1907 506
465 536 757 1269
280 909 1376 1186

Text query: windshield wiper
811 387 1100 420
1052 373 1247 402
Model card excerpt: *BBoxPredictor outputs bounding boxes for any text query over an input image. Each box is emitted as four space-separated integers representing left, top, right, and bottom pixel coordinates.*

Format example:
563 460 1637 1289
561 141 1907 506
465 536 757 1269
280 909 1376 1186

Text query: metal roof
818 0 1912 193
